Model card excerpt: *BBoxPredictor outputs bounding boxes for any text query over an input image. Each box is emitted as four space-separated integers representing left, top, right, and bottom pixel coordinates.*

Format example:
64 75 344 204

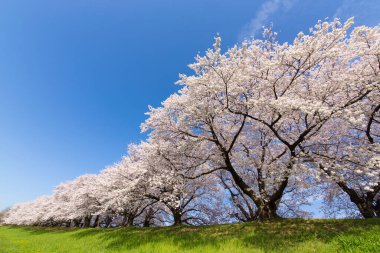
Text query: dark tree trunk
83 215 91 228
91 215 99 228
221 147 289 221
353 199 377 218
143 208 154 227
104 215 112 227
320 164 380 218
121 213 135 227
256 202 279 220
143 218 151 227
71 218 80 227
126 214 135 226
172 209 182 226
375 198 380 217
121 214 128 226
96 215 101 227
337 180 379 218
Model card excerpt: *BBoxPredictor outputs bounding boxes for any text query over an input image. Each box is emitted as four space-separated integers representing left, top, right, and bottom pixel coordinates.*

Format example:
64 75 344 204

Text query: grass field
1 219 380 253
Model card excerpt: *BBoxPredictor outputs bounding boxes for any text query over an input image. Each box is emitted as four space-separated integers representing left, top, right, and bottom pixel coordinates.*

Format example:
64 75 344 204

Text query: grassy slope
0 219 380 253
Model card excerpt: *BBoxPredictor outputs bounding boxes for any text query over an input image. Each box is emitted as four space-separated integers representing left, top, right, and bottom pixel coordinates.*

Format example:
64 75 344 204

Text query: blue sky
0 0 379 214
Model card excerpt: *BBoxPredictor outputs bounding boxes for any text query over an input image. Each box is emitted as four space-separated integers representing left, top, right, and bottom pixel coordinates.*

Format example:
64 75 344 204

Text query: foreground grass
1 219 380 253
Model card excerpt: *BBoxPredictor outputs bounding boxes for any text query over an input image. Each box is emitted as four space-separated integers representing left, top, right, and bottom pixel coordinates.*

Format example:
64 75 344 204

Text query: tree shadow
4 225 79 235
7 219 380 252
72 225 219 251
241 219 378 251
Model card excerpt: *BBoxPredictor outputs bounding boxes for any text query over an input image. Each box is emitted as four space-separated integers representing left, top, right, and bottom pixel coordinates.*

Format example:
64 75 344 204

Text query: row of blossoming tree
2 18 380 227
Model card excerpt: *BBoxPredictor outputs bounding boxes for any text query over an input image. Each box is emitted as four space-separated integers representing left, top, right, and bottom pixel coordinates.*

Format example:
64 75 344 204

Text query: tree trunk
91 215 99 228
96 215 101 227
71 218 80 227
355 200 377 218
121 213 135 227
126 214 135 226
222 151 289 221
143 208 153 227
172 209 182 226
83 215 91 227
256 202 279 220
121 213 128 226
320 165 379 218
143 218 151 227
104 215 112 227
375 198 380 218
254 178 287 221
337 181 379 218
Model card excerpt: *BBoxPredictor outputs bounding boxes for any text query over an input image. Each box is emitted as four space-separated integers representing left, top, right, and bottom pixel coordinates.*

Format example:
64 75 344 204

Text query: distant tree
131 140 225 226
96 157 156 227
0 207 10 224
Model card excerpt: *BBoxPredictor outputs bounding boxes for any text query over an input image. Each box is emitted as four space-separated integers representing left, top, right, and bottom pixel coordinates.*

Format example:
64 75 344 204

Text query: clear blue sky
0 0 379 214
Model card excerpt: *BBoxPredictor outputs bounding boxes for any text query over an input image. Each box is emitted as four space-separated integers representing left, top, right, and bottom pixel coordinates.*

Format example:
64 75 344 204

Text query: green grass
1 219 380 253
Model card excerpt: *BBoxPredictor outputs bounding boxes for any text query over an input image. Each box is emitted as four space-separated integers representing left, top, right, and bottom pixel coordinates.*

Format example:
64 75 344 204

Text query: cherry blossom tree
131 140 225 225
296 23 380 218
96 157 156 227
3 195 56 226
143 18 380 219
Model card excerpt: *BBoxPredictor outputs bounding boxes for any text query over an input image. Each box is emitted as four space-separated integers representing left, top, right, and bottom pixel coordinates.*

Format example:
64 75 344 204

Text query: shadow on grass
8 219 380 252
71 219 380 251
4 225 80 235
73 225 215 250
241 219 373 250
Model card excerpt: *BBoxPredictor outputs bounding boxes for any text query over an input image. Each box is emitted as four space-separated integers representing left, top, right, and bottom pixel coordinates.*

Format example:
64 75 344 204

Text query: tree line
2 18 379 227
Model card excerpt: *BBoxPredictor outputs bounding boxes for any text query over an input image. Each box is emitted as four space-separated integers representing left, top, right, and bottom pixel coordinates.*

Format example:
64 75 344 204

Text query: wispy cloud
239 0 297 41
334 0 380 26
